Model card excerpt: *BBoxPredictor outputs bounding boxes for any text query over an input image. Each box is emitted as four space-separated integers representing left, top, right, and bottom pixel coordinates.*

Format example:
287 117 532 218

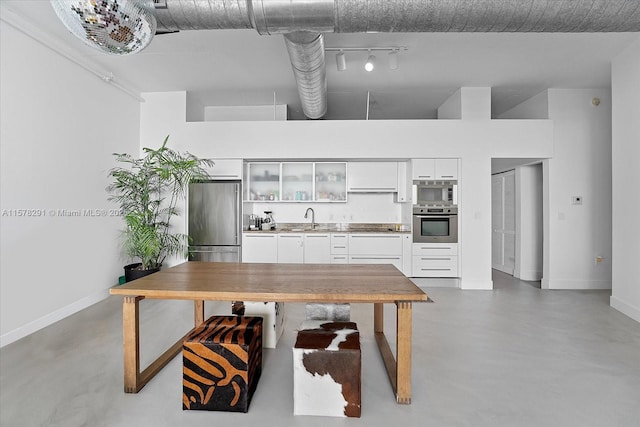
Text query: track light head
336 50 346 71
389 50 398 70
365 53 376 72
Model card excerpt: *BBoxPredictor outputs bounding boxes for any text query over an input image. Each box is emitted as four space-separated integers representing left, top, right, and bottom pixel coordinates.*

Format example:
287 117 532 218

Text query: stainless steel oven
412 206 458 243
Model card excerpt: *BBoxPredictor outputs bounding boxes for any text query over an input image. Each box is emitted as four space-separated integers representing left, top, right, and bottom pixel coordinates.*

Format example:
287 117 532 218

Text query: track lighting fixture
364 51 376 72
325 46 408 72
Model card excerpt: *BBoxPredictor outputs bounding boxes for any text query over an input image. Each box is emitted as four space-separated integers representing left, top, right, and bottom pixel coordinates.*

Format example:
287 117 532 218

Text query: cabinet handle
421 257 452 261
349 187 396 191
280 235 302 238
440 175 455 178
333 256 346 259
421 268 452 271
420 247 452 250
351 257 401 260
417 175 432 179
247 234 274 238
352 235 399 239
333 246 346 249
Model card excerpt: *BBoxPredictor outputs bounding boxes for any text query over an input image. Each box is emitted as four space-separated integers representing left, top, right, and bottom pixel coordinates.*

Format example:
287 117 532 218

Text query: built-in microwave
412 180 457 206
412 206 458 243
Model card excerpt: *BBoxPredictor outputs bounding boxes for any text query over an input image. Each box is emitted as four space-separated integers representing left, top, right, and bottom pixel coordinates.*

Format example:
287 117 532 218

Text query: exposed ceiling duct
142 1 640 118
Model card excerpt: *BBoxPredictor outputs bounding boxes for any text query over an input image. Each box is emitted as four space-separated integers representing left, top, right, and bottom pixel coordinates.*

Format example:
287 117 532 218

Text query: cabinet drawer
330 255 349 264
412 255 458 277
330 233 349 254
349 234 402 255
412 243 458 256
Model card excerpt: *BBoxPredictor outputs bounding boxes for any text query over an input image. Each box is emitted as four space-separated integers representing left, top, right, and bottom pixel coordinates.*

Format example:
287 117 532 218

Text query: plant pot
124 263 160 282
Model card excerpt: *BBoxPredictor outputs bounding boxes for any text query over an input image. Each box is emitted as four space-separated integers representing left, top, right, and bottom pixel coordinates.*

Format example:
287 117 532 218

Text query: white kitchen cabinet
277 234 304 263
395 161 410 202
411 243 459 277
348 234 403 255
207 159 243 180
435 159 458 180
242 233 277 263
348 234 404 271
347 162 398 192
412 159 459 180
304 234 331 263
402 234 412 276
245 162 280 201
330 233 349 264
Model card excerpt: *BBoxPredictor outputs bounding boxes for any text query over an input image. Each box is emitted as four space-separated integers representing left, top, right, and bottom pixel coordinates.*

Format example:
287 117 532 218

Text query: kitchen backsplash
245 193 410 224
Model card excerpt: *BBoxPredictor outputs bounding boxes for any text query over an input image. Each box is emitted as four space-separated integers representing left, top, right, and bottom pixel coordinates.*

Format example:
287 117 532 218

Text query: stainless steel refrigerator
188 180 242 262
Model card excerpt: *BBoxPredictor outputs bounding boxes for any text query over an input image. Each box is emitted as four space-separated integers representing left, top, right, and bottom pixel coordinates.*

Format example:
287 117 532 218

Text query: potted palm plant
108 136 213 282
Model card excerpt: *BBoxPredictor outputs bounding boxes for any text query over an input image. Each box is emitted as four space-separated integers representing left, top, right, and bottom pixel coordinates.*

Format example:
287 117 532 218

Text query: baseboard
544 279 612 290
610 296 640 323
0 289 110 348
410 277 460 288
460 279 494 290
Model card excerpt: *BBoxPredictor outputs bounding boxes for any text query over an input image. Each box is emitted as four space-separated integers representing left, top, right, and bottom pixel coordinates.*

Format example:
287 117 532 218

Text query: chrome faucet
304 207 316 229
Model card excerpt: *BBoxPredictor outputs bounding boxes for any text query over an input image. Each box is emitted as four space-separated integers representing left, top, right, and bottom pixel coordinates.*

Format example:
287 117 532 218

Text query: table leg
123 296 143 393
396 301 412 404
194 300 205 326
374 303 384 333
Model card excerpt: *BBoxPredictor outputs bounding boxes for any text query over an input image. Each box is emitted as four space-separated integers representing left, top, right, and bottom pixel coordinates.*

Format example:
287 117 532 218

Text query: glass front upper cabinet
246 162 280 201
281 162 313 202
315 162 347 202
244 162 347 202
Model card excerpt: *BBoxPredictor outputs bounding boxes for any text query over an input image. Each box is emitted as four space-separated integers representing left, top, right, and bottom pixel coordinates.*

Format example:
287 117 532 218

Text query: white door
492 171 516 275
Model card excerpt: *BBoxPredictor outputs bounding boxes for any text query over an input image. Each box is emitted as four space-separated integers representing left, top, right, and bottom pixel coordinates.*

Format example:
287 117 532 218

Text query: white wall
498 91 549 120
437 87 491 120
544 89 613 290
500 88 613 289
0 21 140 345
140 91 554 291
610 36 640 322
204 104 287 121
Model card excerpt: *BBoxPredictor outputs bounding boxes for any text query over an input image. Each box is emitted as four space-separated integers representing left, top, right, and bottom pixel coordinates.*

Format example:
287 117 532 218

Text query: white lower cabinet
411 243 459 277
348 234 404 271
304 234 331 263
242 234 278 263
277 234 304 263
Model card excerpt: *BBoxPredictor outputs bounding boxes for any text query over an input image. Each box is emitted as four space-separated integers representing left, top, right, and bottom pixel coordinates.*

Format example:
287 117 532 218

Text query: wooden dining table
109 261 429 404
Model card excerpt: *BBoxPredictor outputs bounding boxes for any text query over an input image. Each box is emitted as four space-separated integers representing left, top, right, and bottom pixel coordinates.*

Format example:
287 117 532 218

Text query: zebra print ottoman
183 316 263 412
293 321 361 417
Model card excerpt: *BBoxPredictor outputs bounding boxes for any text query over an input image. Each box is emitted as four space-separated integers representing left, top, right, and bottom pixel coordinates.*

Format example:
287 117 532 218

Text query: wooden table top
110 261 429 303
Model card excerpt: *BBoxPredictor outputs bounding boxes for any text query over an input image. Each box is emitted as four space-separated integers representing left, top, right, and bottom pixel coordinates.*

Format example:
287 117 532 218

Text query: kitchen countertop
244 223 411 234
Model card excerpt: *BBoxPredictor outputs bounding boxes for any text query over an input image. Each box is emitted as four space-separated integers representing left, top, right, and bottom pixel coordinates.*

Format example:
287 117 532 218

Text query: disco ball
50 0 157 55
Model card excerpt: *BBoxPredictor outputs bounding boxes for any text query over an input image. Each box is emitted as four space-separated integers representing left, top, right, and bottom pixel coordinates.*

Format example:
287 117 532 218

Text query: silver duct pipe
283 32 327 119
154 0 640 119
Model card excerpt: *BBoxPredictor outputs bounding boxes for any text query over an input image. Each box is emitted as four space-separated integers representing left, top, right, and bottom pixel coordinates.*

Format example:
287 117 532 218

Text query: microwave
412 180 457 206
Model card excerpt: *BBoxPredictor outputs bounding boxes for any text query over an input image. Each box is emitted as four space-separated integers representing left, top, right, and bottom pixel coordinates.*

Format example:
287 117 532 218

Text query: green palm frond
107 135 212 270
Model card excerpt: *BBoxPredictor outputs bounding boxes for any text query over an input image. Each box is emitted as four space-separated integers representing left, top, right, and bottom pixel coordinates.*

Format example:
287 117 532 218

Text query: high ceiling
2 1 638 120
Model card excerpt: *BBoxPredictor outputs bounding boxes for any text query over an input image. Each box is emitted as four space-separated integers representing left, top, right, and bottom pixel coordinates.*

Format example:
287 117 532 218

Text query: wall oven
412 206 458 243
412 180 457 206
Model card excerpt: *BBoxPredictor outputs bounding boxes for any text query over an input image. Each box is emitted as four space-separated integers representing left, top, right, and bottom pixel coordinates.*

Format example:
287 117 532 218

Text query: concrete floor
1 270 639 427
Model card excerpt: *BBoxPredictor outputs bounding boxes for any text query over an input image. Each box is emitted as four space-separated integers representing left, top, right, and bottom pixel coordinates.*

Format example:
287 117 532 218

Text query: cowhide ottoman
293 320 361 417
305 303 351 321
232 301 284 348
183 316 262 412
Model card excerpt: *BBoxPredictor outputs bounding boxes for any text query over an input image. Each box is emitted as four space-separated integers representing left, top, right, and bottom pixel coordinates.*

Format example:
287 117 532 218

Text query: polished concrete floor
2 270 639 427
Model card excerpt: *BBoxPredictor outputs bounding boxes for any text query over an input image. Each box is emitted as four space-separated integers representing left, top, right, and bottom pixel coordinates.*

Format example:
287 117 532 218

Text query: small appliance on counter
262 211 276 230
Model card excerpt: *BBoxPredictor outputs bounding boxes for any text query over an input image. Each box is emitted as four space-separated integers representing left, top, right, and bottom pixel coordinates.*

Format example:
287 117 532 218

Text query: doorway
491 160 543 282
